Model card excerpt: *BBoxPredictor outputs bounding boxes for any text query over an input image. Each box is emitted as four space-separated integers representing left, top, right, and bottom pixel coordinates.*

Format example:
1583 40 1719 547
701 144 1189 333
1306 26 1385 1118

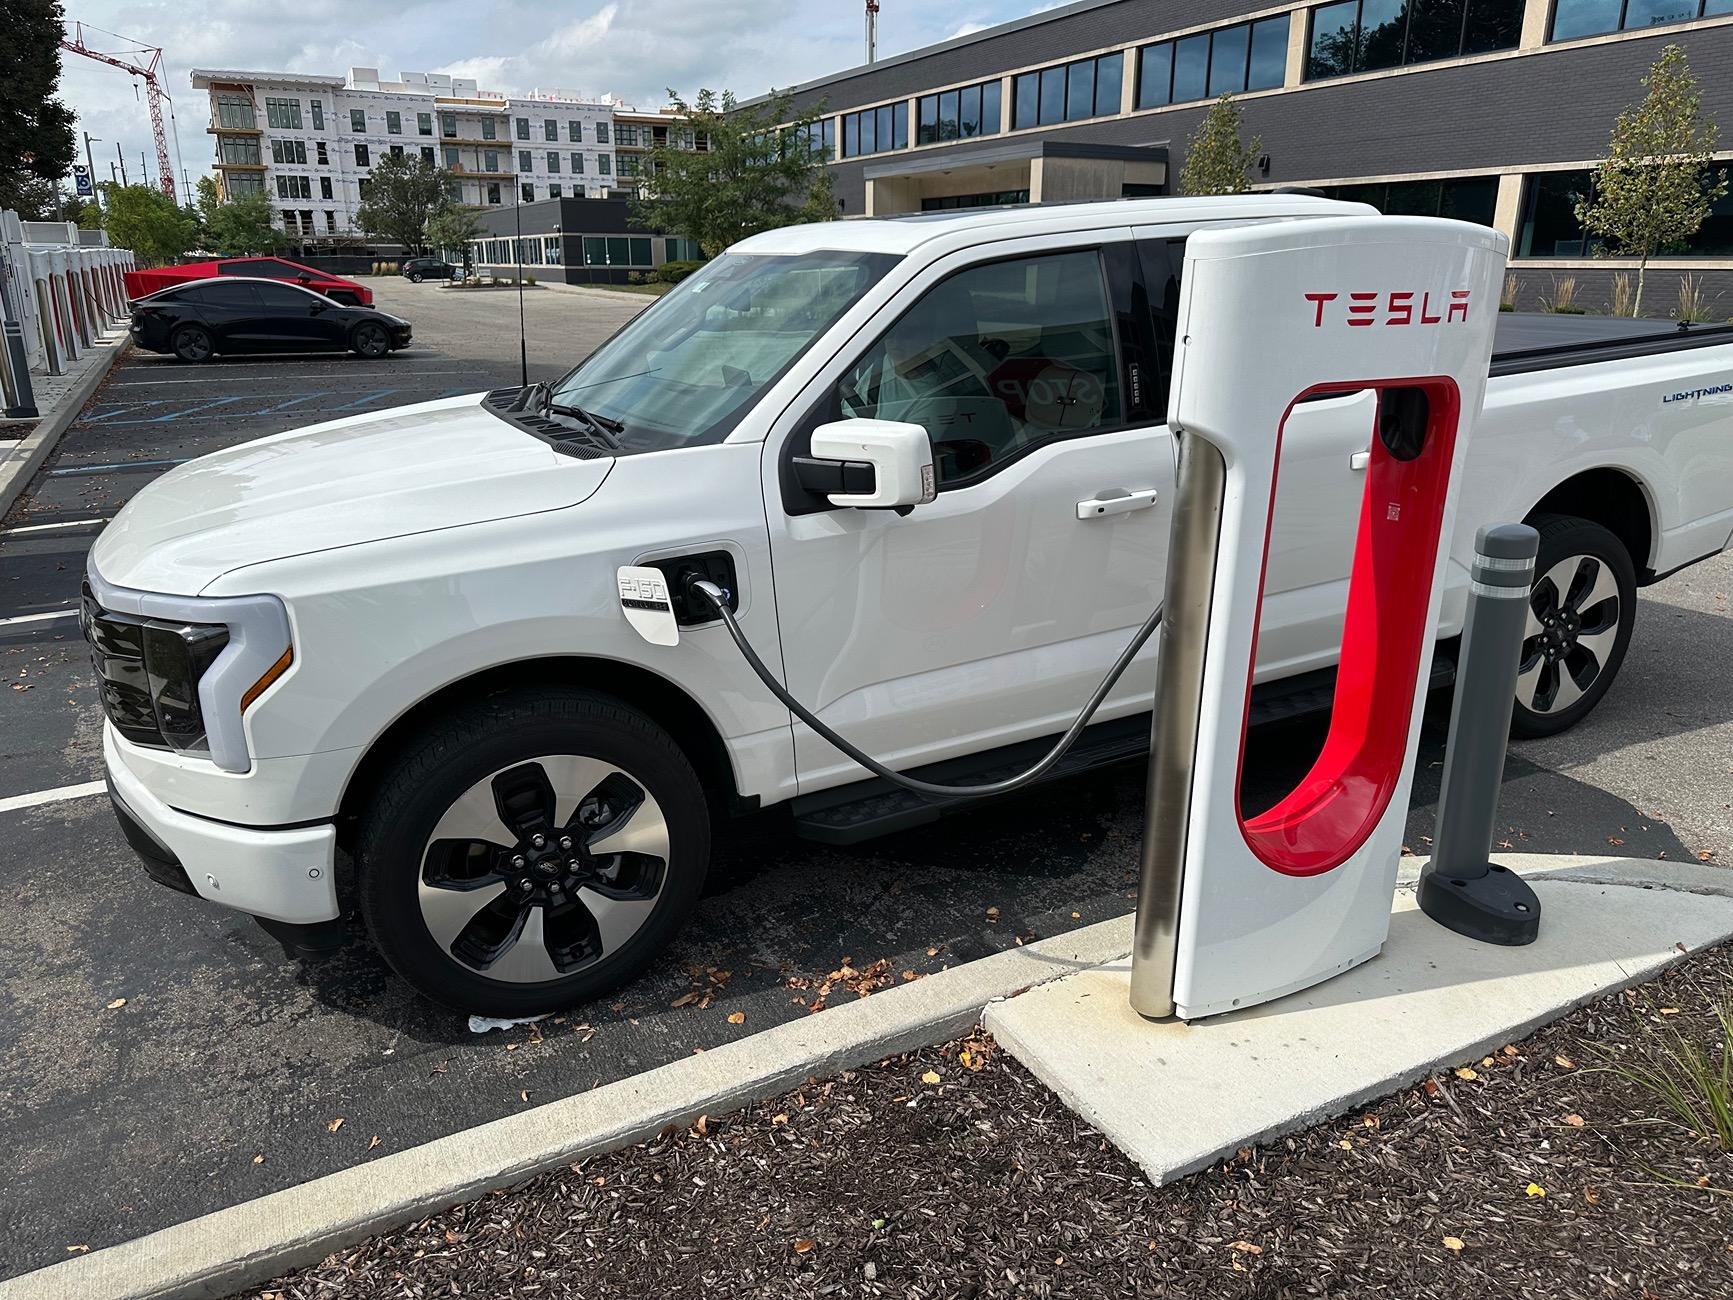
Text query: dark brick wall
798 18 1733 218
1504 265 1733 319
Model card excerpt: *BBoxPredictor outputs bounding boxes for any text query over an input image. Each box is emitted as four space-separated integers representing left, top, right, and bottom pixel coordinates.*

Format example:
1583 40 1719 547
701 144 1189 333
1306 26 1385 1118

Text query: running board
790 654 1457 845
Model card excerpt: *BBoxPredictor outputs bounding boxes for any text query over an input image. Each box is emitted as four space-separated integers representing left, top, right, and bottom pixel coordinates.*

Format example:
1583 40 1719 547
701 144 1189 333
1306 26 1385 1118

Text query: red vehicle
124 257 372 307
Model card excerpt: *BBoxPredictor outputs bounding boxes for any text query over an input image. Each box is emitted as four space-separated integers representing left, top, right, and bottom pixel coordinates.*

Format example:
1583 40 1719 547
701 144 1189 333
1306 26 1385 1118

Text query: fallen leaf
1563 1114 1585 1127
1583 1185 1600 1205
1607 836 1625 846
1697 850 1716 862
65 1245 89 1254
985 906 1000 921
1442 1236 1465 1253
326 1117 345 1133
519 1090 529 1102
1454 1067 1478 1081
1336 1139 1353 1150
444 1230 461 1243
1422 1079 1441 1097
1555 1055 1575 1070
670 990 702 1008
695 1114 709 1136
368 1136 381 1150
1502 1045 1519 1057
1228 1240 1262 1254
921 1070 942 1085
772 1113 789 1125
727 1011 745 1025
1525 1182 1547 1198
1481 1057 1494 1067
1659 1008 1682 1016
252 1154 264 1165
792 1238 817 1254
105 998 126 1010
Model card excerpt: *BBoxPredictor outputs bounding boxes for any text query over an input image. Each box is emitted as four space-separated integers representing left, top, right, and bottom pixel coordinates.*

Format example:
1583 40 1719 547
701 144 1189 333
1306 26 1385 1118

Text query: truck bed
1492 313 1733 377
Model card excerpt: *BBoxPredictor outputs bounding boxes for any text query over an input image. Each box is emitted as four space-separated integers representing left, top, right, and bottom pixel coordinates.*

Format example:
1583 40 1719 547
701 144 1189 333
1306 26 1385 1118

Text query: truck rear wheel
1510 513 1636 738
355 688 710 1015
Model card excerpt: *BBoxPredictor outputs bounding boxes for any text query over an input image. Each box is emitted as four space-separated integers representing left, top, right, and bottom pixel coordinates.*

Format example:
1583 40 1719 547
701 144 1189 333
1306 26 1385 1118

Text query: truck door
1133 224 1370 680
762 233 1178 794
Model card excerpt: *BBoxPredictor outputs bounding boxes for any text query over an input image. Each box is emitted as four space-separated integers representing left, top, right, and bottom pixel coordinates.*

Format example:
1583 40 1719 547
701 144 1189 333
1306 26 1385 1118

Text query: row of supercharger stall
1 209 137 414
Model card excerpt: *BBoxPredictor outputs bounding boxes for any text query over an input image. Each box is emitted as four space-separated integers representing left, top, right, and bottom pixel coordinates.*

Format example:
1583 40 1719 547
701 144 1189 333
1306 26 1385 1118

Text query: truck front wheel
1510 513 1637 738
355 688 710 1015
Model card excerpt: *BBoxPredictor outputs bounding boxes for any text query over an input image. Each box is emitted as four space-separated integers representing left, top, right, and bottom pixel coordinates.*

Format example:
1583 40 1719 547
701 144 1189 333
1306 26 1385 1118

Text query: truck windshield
551 249 900 451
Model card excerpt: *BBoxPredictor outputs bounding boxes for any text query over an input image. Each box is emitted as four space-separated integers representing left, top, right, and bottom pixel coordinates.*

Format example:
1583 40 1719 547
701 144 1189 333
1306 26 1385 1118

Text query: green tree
355 154 454 252
97 182 197 265
633 88 835 258
1179 96 1261 197
195 176 285 256
1575 45 1727 317
0 0 78 216
426 203 486 269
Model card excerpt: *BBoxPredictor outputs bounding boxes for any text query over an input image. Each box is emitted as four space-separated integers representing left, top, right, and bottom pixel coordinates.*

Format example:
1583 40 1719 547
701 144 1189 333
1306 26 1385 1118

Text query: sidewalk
0 326 129 523
10 852 1730 1300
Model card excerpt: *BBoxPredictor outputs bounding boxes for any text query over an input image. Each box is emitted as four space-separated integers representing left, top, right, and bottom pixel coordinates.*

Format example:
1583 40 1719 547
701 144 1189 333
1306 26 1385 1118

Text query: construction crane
60 20 177 202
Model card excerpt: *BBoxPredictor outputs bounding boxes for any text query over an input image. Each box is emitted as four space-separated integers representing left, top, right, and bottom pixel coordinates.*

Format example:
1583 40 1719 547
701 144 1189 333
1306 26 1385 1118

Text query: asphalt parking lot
1 278 1729 1280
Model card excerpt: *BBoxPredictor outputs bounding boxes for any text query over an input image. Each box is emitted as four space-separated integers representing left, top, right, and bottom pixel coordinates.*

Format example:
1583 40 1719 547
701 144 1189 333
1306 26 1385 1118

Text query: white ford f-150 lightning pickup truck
84 197 1733 1014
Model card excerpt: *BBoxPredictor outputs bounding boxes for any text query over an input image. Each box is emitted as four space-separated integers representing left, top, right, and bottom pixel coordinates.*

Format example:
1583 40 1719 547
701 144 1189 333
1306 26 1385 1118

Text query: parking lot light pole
1418 522 1542 945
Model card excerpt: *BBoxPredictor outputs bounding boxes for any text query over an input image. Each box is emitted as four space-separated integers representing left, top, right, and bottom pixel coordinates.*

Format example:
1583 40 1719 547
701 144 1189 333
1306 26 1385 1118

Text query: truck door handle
1349 450 1371 471
1077 488 1158 520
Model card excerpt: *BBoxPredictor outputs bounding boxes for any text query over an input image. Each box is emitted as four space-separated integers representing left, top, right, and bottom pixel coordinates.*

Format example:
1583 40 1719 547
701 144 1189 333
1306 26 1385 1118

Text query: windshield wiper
509 382 621 448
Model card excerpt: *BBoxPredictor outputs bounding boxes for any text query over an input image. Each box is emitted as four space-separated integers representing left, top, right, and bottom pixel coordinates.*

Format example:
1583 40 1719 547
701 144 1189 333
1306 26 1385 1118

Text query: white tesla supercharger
1127 217 1508 1019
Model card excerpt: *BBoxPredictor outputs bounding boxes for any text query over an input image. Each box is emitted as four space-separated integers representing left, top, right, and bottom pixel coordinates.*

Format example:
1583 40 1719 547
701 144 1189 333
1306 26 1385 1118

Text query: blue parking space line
249 391 328 417
331 388 400 412
147 395 249 423
50 458 191 477
81 400 174 423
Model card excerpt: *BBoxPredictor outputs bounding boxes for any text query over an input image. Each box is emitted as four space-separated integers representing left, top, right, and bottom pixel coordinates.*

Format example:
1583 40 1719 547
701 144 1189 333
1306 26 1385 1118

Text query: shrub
1610 272 1636 318
655 259 705 284
1541 274 1584 314
1593 980 1733 1153
1500 272 1518 313
1677 272 1720 323
627 271 647 285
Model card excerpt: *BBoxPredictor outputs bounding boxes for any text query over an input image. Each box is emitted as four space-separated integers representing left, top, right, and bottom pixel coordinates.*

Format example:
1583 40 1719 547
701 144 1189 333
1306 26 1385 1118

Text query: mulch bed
250 947 1733 1299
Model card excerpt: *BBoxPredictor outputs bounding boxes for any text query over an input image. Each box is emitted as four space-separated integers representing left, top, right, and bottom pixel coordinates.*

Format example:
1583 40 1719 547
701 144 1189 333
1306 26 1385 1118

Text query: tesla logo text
1305 290 1472 327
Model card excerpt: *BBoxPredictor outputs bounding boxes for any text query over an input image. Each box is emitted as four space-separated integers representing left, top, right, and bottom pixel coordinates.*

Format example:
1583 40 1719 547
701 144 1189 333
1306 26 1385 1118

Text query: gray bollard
1419 522 1542 944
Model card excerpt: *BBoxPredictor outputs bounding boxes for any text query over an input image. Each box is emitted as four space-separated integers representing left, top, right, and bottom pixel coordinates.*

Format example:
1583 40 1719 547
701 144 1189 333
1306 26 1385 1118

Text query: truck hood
92 393 614 595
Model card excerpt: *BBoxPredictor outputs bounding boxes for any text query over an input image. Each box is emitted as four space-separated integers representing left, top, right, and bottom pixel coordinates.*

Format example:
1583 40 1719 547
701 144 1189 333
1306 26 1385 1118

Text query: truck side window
1137 237 1185 416
836 249 1123 487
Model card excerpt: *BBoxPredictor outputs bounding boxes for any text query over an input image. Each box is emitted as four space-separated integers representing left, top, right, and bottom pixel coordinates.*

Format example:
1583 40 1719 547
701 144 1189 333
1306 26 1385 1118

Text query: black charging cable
686 576 1163 800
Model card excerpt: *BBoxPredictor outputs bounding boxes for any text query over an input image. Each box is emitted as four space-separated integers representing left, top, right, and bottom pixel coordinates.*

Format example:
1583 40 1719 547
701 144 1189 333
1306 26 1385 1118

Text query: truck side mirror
807 418 936 510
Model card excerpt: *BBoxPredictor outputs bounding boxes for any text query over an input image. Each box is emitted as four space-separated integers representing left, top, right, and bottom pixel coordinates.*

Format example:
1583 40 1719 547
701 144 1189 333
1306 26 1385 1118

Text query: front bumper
104 724 340 924
390 324 413 346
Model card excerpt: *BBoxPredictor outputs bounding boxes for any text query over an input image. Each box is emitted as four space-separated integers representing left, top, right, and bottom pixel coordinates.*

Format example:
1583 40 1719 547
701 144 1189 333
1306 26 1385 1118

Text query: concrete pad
985 878 1733 1186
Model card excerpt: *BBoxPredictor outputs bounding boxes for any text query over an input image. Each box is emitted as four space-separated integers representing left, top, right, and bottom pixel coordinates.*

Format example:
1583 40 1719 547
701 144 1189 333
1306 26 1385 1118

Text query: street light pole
84 133 103 212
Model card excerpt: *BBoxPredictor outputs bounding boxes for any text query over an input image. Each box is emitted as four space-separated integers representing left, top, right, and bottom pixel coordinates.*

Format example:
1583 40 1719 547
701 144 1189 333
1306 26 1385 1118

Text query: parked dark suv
129 277 413 362
401 257 458 283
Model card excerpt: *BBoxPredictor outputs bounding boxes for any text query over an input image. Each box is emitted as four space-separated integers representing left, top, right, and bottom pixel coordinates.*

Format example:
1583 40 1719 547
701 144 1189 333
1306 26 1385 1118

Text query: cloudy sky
55 0 1045 196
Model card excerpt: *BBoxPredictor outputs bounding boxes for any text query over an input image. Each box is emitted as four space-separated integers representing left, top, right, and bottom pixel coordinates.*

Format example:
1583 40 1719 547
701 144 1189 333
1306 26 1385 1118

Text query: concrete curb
7 853 1727 1300
0 335 127 524
3 916 1132 1300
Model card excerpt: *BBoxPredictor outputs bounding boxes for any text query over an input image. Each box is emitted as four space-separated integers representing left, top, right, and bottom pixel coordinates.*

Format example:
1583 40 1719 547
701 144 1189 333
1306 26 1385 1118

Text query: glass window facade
1321 175 1500 225
1013 52 1123 128
1307 0 1520 78
419 112 433 136
582 236 655 266
1138 16 1289 108
547 151 561 172
1553 0 1722 38
1516 167 1733 256
596 121 610 143
482 118 497 140
916 79 1003 144
349 108 366 133
265 98 302 130
216 94 255 129
218 135 261 165
386 110 401 134
353 143 369 166
842 101 910 157
310 101 323 131
789 117 837 159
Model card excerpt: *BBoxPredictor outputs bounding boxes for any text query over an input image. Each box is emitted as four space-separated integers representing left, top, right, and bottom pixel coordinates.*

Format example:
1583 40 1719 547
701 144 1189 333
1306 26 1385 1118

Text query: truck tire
354 688 710 1015
1510 513 1636 738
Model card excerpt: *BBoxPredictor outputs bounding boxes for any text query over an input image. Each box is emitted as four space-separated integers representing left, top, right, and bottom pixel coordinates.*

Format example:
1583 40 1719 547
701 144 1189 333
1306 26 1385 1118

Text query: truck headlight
83 574 293 773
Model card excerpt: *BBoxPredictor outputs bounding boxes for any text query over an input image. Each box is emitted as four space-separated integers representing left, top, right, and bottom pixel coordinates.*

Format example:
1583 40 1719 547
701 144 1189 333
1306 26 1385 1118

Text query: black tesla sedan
128 277 413 362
